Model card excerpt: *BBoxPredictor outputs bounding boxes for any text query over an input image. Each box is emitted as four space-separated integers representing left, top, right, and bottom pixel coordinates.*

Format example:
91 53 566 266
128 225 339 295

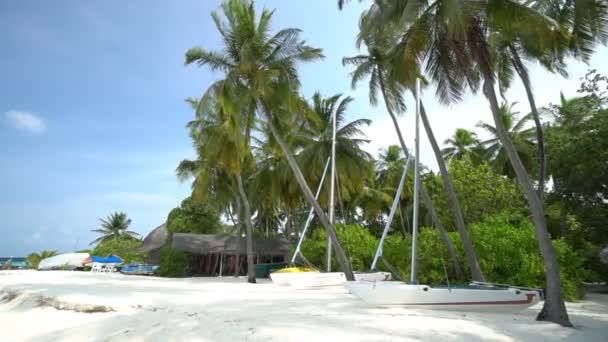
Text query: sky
1 1 606 256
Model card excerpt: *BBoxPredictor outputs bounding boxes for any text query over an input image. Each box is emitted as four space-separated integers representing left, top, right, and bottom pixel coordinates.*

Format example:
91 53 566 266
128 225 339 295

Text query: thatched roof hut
171 233 290 256
140 223 168 264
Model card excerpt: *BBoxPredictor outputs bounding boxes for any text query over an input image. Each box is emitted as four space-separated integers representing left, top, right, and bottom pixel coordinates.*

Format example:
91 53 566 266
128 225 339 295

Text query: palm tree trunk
509 45 545 202
234 196 242 277
379 80 462 278
262 109 355 280
419 102 485 282
236 174 256 284
482 76 571 327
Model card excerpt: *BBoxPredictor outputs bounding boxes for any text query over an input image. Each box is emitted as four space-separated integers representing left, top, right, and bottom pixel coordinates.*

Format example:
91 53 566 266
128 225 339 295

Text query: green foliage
157 246 189 278
91 212 140 246
302 214 585 301
432 157 526 228
93 237 146 264
166 197 222 234
300 224 378 271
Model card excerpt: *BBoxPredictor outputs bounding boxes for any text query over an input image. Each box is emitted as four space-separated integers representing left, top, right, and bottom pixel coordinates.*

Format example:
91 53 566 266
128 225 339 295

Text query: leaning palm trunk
379 81 463 278
508 45 545 202
419 102 485 282
482 76 571 326
236 174 256 284
262 109 355 280
233 196 242 277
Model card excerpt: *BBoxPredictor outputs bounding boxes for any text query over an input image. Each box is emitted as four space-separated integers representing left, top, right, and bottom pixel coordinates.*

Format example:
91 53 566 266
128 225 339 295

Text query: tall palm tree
343 34 465 280
344 0 576 326
26 250 59 269
441 128 481 162
477 102 537 178
90 212 139 246
185 0 355 280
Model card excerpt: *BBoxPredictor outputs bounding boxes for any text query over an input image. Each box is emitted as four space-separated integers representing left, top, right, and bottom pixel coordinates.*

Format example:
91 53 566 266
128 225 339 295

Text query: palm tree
296 93 373 207
343 34 465 280
26 250 59 269
344 0 575 326
185 0 355 280
90 212 139 246
441 129 480 162
477 102 537 178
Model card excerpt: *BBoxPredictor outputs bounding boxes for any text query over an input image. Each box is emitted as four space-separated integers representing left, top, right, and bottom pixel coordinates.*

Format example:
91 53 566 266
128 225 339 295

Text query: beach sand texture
1 271 606 341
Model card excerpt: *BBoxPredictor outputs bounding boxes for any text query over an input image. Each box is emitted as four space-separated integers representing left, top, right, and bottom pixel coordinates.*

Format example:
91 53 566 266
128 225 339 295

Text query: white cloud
5 110 47 133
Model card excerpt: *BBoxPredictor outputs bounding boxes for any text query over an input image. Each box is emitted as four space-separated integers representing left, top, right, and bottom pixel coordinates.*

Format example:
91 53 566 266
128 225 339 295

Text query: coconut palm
344 0 574 326
441 129 481 162
343 33 465 280
90 212 139 246
477 102 537 179
26 250 59 269
185 0 355 280
296 93 373 207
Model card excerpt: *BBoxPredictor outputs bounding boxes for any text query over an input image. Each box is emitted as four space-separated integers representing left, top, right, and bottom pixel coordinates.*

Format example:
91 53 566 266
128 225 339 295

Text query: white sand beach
1 271 606 342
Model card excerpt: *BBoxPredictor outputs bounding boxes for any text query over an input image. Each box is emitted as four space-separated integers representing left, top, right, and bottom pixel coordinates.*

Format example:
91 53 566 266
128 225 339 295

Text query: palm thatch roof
172 233 290 256
141 223 168 252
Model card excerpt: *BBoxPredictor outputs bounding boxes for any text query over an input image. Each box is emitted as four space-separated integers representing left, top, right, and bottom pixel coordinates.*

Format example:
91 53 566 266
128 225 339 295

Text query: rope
381 256 403 281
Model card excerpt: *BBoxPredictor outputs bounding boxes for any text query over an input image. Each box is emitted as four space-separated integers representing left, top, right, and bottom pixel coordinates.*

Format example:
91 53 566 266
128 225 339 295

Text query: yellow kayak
272 266 317 273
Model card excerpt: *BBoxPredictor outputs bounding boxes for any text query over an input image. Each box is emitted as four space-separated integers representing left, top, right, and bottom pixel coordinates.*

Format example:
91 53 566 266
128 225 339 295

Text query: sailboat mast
410 78 421 284
327 100 338 272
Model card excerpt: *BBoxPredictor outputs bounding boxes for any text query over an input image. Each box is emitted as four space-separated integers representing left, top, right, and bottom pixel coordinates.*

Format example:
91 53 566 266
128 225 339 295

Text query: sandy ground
1 271 606 342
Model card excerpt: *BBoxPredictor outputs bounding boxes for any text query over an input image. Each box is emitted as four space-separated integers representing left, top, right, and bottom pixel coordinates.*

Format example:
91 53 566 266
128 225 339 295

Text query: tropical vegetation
90 212 140 246
171 0 607 328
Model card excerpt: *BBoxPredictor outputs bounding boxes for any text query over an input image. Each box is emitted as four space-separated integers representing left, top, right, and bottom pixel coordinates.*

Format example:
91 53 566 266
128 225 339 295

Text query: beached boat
270 106 391 288
38 253 90 270
120 263 158 276
346 79 540 312
345 282 540 311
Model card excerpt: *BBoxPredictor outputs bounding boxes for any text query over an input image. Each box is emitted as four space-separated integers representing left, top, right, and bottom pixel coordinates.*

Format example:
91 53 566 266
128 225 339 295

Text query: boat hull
38 253 90 271
345 282 540 311
271 271 392 288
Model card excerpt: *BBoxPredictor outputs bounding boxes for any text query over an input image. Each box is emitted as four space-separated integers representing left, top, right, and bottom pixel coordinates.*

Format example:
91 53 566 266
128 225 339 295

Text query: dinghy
346 79 540 312
38 253 90 270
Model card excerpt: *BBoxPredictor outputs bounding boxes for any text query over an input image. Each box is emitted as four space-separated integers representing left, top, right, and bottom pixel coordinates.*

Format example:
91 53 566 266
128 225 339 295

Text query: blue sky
1 1 606 256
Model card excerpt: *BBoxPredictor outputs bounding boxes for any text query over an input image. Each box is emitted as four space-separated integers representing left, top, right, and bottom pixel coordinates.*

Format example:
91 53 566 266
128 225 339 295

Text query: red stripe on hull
408 293 537 306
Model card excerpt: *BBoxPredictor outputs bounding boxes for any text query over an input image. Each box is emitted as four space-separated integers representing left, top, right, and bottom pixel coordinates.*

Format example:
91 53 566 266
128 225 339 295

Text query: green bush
93 237 147 263
157 246 189 277
167 197 221 234
301 214 585 301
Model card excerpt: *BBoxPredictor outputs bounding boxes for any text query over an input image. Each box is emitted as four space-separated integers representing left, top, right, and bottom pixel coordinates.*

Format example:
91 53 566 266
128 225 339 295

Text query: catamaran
345 78 541 311
271 96 389 288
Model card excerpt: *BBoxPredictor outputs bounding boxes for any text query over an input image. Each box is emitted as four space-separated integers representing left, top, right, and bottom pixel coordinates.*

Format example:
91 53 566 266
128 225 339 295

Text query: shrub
93 237 147 263
157 246 188 278
301 214 586 300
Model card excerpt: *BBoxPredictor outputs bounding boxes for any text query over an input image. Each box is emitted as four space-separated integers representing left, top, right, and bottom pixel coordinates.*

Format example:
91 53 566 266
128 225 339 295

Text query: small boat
38 253 90 270
345 282 540 311
284 271 392 289
120 263 158 275
346 79 541 312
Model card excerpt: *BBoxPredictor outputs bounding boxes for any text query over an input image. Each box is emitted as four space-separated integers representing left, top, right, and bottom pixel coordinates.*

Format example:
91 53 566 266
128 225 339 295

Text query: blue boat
120 263 159 275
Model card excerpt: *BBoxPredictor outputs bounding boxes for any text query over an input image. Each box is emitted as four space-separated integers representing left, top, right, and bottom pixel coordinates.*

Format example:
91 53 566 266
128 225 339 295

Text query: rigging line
371 152 413 271
290 157 331 265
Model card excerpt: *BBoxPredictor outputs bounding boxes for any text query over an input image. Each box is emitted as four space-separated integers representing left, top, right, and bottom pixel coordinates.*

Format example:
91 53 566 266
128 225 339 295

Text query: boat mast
291 157 331 264
371 153 412 270
410 78 421 284
327 100 338 272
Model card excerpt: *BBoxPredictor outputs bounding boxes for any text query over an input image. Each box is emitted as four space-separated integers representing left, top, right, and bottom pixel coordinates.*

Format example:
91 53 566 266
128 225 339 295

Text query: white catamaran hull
346 282 540 311
274 271 392 288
